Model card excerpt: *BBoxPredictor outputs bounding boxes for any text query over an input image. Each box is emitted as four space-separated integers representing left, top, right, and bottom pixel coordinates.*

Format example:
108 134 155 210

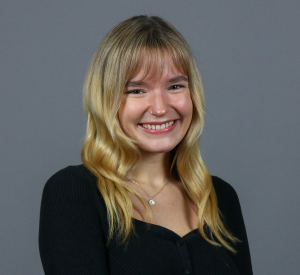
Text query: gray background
1 0 299 274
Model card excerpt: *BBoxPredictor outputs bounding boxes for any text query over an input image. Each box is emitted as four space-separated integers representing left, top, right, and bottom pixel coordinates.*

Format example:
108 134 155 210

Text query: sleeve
39 167 109 275
212 176 253 275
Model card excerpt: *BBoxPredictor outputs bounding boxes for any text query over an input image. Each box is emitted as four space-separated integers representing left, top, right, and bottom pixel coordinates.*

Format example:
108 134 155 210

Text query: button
176 239 184 246
185 267 191 273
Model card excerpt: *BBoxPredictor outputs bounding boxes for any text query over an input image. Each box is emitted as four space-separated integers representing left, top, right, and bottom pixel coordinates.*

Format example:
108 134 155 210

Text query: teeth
142 121 175 130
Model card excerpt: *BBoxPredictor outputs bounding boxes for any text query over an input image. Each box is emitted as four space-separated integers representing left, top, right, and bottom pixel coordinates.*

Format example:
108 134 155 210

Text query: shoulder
39 165 110 274
41 165 99 208
44 165 96 192
211 176 238 200
211 176 253 274
211 176 241 217
46 164 96 185
40 164 108 229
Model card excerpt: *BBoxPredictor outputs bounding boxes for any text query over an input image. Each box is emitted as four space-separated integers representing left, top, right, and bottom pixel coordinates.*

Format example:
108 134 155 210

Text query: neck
126 151 171 188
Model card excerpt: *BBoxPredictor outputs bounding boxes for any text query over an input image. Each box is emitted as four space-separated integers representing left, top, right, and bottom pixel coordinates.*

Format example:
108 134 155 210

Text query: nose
149 90 169 116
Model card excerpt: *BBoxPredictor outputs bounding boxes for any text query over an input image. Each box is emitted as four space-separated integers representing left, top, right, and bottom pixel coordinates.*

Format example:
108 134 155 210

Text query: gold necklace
129 179 169 206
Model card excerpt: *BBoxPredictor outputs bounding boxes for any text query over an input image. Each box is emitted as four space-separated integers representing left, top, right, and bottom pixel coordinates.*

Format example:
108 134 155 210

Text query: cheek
118 99 132 133
118 99 144 132
117 101 125 129
174 94 193 119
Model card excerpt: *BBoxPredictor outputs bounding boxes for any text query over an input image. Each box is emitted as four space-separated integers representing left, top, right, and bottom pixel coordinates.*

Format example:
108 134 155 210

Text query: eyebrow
125 81 146 87
168 76 188 84
126 75 188 87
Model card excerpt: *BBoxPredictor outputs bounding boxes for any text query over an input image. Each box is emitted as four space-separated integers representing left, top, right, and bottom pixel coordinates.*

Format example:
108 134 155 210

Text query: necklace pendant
148 199 155 206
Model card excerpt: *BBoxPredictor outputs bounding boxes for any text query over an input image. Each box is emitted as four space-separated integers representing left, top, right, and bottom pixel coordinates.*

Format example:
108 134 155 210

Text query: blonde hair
81 15 238 251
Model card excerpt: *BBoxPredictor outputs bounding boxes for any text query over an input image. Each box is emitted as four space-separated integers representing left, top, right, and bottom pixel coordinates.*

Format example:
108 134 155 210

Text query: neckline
79 164 205 240
132 217 200 240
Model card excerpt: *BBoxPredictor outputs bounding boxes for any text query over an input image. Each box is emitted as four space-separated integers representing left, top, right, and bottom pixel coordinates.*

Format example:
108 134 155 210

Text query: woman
39 15 252 274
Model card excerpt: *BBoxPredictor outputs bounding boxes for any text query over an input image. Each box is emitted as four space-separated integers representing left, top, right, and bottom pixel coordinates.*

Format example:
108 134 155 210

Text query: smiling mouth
140 120 175 130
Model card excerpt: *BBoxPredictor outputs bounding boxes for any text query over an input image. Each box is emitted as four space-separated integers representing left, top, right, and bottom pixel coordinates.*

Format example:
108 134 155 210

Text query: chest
106 225 239 275
128 182 199 237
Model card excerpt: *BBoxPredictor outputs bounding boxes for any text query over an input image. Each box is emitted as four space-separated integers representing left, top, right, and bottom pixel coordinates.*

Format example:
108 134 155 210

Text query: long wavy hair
81 15 237 252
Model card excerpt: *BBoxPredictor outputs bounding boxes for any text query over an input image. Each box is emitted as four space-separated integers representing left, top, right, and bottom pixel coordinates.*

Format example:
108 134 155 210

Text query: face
118 54 193 155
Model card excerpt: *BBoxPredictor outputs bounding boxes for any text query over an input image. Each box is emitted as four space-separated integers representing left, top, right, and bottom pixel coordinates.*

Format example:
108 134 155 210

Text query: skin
119 55 193 154
118 54 198 237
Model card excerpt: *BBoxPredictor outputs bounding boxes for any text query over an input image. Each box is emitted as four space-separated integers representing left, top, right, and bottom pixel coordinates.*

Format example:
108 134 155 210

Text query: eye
170 85 184 90
126 89 144 94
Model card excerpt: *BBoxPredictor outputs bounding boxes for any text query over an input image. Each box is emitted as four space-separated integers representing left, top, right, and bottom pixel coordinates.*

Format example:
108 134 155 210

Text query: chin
139 144 178 155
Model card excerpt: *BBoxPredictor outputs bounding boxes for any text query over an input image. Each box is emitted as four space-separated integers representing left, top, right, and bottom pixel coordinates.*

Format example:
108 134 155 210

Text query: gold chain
129 178 170 206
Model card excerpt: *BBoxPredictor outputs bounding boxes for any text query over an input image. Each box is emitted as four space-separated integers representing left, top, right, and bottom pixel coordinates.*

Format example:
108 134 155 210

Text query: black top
39 165 253 275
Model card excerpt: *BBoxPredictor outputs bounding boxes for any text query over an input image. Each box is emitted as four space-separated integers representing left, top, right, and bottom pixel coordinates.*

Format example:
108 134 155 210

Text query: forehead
133 58 184 83
127 49 186 83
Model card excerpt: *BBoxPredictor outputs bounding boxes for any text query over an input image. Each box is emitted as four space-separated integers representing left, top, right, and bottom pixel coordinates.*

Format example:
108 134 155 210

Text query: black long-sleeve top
39 165 253 274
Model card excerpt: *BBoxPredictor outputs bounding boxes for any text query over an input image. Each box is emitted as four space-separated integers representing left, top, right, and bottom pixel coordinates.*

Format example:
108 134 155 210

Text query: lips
141 120 175 130
138 120 178 134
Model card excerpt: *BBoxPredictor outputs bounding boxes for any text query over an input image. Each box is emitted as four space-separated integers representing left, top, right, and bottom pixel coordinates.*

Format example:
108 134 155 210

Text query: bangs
125 44 191 83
